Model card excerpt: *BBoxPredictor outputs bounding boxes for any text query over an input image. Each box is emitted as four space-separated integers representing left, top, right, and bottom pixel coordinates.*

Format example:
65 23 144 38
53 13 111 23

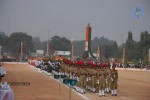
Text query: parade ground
2 63 150 100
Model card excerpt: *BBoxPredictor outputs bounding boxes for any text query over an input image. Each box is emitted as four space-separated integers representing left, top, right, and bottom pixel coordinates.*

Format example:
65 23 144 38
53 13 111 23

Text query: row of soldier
60 62 118 97
33 59 118 97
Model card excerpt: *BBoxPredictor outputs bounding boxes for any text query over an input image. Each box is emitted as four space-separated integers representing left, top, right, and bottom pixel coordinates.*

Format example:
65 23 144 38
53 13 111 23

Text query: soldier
110 65 118 96
83 69 87 93
86 68 92 91
75 67 81 92
105 64 111 93
98 66 106 97
91 69 97 92
78 68 86 94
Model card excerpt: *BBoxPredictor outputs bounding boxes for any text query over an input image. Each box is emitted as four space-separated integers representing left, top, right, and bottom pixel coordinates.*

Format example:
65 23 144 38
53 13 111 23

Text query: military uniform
105 66 111 93
110 66 118 96
98 69 105 96
75 68 81 92
91 70 97 92
78 69 86 94
86 68 92 91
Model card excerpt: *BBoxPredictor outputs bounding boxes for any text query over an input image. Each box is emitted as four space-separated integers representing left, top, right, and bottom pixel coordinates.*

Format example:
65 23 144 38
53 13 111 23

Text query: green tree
33 36 42 51
112 41 118 57
50 35 71 54
140 31 150 65
9 32 33 57
126 31 134 49
0 32 10 54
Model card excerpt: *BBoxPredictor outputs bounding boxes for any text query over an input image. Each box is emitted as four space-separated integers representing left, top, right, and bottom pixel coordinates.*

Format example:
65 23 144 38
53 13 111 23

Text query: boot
114 89 117 96
83 88 86 93
111 90 114 96
81 88 84 94
99 90 102 97
102 90 105 96
107 88 109 93
93 88 96 92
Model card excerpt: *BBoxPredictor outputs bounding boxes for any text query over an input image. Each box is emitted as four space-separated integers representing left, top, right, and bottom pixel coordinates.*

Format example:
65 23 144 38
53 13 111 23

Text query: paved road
2 63 150 100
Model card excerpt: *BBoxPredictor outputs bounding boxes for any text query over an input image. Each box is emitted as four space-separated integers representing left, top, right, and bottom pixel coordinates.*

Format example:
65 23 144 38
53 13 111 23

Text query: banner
55 51 71 56
36 50 44 55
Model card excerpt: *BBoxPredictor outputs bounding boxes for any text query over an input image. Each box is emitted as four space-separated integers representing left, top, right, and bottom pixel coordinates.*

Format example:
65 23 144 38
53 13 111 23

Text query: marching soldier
60 60 119 96
98 66 106 97
86 68 92 91
105 65 111 93
75 67 81 92
110 65 118 96
78 68 86 94
91 70 97 92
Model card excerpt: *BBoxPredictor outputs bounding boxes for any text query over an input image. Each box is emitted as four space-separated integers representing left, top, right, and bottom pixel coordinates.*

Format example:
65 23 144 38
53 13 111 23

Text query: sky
0 0 150 45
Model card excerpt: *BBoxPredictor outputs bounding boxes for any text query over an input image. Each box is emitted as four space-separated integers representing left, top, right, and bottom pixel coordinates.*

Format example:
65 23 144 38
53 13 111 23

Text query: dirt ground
2 63 150 100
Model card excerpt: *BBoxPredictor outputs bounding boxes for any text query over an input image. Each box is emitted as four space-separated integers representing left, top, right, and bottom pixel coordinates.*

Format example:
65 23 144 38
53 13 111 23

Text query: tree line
125 31 150 65
0 31 149 65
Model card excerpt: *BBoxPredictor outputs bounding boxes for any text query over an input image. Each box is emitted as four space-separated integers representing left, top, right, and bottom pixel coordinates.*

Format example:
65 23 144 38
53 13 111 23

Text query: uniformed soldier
98 66 106 97
78 68 86 94
105 65 111 93
86 68 92 91
91 70 97 92
75 67 81 92
110 65 118 96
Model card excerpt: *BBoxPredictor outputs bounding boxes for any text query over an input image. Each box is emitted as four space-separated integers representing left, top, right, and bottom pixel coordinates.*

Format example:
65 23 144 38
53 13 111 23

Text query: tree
0 32 10 54
9 32 33 57
140 31 150 65
33 36 42 50
50 35 71 54
126 31 134 49
140 31 150 47
112 41 118 57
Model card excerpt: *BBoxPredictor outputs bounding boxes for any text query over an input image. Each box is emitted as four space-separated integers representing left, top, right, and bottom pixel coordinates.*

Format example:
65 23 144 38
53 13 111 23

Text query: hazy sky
0 0 150 45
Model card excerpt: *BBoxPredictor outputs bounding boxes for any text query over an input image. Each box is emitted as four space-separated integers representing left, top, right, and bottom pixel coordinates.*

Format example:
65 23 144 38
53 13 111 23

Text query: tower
82 23 96 59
